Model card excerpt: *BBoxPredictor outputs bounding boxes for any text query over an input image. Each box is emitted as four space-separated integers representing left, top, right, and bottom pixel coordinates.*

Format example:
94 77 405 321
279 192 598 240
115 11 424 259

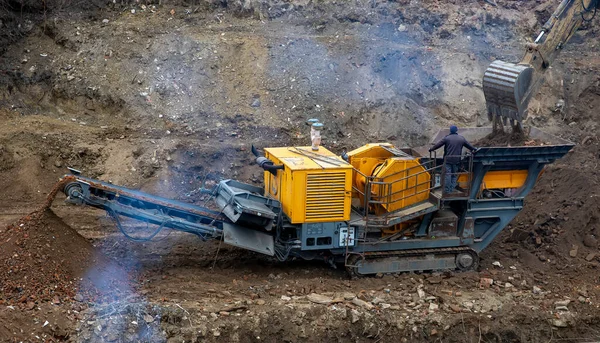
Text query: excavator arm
483 0 598 128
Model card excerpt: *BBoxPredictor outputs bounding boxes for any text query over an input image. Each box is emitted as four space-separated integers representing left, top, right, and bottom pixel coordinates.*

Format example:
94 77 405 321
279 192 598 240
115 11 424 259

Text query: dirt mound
516 164 600 256
487 144 600 274
0 209 132 306
474 130 544 147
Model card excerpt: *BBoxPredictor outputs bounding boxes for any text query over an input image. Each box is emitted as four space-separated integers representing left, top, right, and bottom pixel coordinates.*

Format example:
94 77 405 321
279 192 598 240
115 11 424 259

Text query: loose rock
352 298 374 310
569 245 579 257
351 309 360 323
554 300 571 307
583 235 598 248
250 98 261 107
552 319 568 328
449 304 462 313
307 293 332 305
479 278 494 288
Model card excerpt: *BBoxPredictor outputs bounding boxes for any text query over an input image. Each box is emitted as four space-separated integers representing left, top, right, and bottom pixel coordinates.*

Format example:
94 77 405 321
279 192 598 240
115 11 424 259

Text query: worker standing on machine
429 125 478 193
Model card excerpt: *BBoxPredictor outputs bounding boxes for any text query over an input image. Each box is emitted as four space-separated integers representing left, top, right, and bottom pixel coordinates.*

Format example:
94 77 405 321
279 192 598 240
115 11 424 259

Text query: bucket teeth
483 60 534 124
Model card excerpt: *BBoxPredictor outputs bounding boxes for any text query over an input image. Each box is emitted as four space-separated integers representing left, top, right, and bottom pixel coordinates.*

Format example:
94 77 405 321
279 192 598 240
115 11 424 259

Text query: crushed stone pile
0 179 134 306
0 210 96 305
0 209 133 306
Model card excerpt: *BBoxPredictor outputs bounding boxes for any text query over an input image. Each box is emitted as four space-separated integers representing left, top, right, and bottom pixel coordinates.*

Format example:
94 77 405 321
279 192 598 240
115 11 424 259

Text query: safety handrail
351 166 443 196
439 154 474 197
350 158 445 217
368 180 435 203
351 153 474 227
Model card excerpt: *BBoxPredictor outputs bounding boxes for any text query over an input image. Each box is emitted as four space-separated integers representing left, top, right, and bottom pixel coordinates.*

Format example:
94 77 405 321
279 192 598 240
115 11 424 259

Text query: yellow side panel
350 157 386 199
283 167 294 219
347 143 394 160
371 158 430 213
457 170 528 189
481 170 528 189
286 171 306 222
263 154 296 220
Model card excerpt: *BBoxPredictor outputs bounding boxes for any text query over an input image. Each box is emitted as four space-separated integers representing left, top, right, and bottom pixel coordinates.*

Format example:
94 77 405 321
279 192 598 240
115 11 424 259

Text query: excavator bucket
483 60 534 124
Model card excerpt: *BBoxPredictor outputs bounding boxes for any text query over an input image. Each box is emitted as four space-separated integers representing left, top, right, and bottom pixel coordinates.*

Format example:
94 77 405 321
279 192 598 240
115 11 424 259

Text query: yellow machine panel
346 143 430 214
458 170 528 190
263 147 353 224
346 143 396 201
347 143 396 160
371 158 430 214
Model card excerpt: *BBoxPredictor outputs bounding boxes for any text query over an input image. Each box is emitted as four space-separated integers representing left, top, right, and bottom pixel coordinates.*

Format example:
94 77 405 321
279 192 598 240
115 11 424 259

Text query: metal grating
305 173 346 221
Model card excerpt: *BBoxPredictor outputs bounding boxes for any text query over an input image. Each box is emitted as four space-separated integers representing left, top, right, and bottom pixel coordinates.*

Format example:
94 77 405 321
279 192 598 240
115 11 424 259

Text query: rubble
583 235 598 248
552 319 569 328
307 293 332 305
0 210 130 305
569 245 579 257
350 309 360 324
554 300 571 307
352 298 374 310
479 278 494 288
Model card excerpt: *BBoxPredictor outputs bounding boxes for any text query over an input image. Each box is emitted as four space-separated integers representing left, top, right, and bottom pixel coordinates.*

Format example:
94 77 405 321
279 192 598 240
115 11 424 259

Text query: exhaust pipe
251 145 284 175
307 118 323 151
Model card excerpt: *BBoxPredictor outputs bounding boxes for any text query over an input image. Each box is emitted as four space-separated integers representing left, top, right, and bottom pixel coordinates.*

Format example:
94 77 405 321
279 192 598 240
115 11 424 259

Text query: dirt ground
0 0 600 342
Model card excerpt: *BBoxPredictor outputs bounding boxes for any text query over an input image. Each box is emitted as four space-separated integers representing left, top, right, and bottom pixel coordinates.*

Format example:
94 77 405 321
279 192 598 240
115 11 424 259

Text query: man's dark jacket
429 133 476 164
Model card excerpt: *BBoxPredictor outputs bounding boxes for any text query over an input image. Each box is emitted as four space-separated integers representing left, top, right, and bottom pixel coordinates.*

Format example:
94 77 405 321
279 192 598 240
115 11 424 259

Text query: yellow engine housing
263 147 353 224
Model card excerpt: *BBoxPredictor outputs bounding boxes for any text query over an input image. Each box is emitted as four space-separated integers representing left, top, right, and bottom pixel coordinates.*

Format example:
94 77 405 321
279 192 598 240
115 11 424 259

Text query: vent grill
305 173 346 221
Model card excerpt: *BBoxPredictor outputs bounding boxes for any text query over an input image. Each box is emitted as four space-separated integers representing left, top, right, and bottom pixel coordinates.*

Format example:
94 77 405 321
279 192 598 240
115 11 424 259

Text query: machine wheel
64 183 83 199
455 251 479 272
345 254 364 279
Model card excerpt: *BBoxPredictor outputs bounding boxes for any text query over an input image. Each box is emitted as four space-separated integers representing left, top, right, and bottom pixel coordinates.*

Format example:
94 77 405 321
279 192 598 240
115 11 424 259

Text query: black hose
582 0 598 21
79 194 214 242
582 0 598 11
108 209 170 242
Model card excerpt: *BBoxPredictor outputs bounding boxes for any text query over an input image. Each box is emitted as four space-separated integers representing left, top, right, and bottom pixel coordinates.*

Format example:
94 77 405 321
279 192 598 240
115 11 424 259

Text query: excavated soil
0 209 132 305
0 209 94 304
474 130 531 147
0 0 600 342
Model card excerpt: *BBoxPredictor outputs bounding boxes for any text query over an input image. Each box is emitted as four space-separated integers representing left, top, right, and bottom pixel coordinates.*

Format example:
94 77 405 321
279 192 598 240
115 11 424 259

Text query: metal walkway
350 197 440 228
